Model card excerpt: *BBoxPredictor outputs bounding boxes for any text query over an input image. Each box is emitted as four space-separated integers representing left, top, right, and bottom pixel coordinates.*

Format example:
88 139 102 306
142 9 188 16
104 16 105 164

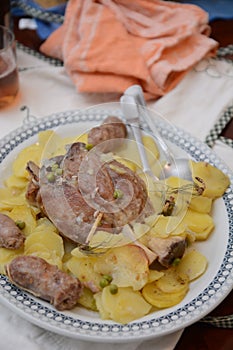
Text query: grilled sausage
0 213 25 250
6 256 83 311
87 116 127 152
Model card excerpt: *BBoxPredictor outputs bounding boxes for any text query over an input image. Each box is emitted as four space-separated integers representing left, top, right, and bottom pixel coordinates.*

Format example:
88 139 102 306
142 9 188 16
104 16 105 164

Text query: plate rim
0 108 233 342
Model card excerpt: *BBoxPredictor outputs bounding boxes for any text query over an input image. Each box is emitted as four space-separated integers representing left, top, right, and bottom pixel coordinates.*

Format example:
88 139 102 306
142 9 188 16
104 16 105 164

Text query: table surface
11 14 233 350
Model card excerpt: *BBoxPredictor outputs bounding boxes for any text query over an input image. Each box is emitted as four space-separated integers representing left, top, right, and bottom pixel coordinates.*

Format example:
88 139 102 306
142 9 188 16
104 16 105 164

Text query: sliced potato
149 215 181 237
24 242 50 255
88 229 130 249
194 230 213 241
0 247 24 274
164 176 193 189
0 188 27 211
148 270 164 283
132 222 151 239
156 268 189 293
142 135 160 174
94 292 111 319
24 245 63 269
181 209 214 235
189 195 212 213
176 249 208 281
39 130 65 159
24 239 63 270
78 287 97 311
8 205 37 236
34 217 58 234
150 209 214 240
175 209 214 241
191 160 230 198
37 130 55 146
12 144 43 178
164 176 194 201
4 174 28 190
162 176 194 211
71 247 89 259
94 245 149 291
66 255 101 292
24 230 64 257
101 286 152 323
69 245 149 292
26 249 63 269
142 281 189 308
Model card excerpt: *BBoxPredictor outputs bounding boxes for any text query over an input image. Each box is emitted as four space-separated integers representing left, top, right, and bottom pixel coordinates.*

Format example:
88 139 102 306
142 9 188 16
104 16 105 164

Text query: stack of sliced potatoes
142 268 189 308
0 129 230 323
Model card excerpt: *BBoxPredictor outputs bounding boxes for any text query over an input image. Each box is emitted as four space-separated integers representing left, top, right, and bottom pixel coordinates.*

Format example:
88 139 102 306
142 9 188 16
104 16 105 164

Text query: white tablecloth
0 48 232 350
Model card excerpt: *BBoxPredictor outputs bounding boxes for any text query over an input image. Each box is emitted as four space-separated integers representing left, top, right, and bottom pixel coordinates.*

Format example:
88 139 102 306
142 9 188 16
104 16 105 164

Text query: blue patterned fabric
178 0 233 21
11 0 67 40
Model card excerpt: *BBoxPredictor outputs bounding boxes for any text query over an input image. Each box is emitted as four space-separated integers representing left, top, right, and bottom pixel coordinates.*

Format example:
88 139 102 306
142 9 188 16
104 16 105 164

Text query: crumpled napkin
40 0 218 99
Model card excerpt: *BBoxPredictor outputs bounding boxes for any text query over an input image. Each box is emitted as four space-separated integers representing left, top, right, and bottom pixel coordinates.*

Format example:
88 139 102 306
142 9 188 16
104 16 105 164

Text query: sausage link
6 256 83 311
87 116 127 152
0 213 25 250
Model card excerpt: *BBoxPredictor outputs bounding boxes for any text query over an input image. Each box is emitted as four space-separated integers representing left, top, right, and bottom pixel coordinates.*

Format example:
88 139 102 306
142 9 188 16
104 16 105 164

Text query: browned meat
0 213 25 249
39 181 97 244
6 256 83 311
26 160 40 181
102 160 151 227
147 236 186 268
87 116 127 152
35 141 153 244
38 143 115 243
63 143 115 202
25 161 40 207
62 142 88 180
26 157 64 215
24 117 152 245
64 143 151 227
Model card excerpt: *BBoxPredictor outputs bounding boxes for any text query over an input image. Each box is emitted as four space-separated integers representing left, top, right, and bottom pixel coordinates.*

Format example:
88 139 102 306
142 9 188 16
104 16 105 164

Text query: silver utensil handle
123 85 174 165
120 94 159 180
131 124 154 174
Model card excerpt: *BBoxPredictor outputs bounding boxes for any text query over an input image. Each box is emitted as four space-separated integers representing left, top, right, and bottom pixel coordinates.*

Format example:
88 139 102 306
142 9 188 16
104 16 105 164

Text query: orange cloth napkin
40 0 218 99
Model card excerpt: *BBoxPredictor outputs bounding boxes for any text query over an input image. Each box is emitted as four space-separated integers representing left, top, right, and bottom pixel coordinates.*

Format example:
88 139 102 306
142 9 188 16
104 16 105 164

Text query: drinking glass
0 25 19 107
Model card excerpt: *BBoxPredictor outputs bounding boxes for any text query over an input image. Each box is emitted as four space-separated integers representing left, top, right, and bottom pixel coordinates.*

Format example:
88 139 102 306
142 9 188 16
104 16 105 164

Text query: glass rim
0 25 15 52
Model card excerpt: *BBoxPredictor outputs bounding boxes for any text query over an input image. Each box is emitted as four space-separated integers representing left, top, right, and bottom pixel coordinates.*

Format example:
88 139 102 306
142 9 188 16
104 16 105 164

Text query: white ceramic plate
0 107 233 343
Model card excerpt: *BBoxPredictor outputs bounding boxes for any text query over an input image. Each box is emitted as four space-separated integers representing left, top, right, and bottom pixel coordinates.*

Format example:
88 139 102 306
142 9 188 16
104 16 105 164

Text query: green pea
103 275 112 283
85 144 93 151
99 277 109 288
51 163 59 170
113 189 123 199
172 258 181 266
109 284 118 295
55 168 63 176
15 220 26 230
46 172 55 183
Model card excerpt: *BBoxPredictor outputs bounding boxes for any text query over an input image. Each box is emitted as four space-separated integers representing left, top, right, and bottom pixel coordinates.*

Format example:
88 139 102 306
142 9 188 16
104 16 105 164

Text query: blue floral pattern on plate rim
0 108 233 342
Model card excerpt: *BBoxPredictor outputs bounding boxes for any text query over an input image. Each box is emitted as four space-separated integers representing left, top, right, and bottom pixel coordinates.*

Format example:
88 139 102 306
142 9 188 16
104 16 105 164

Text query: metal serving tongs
120 85 193 183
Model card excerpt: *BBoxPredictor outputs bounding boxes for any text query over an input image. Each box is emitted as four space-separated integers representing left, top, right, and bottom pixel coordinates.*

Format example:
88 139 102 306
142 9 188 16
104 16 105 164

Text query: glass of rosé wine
0 25 19 107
